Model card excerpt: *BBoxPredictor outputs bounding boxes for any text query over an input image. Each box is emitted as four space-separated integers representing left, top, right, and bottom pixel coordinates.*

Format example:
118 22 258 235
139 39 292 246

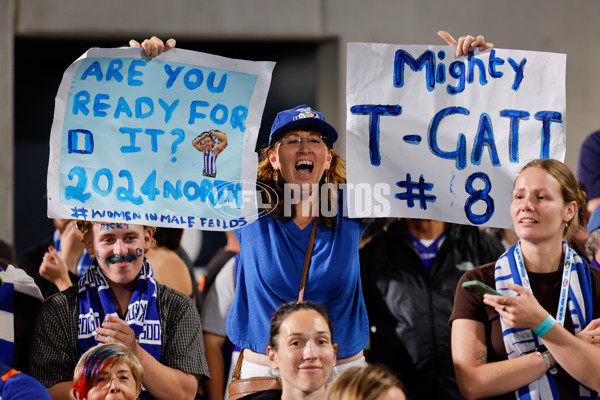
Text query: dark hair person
450 159 600 399
262 302 337 400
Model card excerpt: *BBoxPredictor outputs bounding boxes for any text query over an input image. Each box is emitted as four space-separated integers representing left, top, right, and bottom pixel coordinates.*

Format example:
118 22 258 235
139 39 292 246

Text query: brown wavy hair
257 141 346 229
516 159 586 243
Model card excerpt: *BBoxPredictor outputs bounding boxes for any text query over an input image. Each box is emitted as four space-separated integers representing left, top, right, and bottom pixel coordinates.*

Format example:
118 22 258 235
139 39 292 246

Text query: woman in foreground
131 32 492 383
451 159 600 399
241 301 336 400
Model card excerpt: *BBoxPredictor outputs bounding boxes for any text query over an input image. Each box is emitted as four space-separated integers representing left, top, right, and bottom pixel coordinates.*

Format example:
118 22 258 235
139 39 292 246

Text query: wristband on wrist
533 315 556 337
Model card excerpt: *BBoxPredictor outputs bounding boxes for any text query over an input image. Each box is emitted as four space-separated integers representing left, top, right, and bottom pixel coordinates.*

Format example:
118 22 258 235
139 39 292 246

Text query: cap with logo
268 105 338 146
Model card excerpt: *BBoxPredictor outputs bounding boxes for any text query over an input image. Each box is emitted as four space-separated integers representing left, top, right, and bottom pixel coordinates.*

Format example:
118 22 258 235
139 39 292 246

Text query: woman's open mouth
296 160 314 175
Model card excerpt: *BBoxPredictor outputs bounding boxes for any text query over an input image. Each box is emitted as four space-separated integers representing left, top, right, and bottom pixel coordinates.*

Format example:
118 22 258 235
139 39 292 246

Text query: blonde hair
326 364 405 400
72 343 143 399
257 142 346 229
76 221 156 256
516 159 586 243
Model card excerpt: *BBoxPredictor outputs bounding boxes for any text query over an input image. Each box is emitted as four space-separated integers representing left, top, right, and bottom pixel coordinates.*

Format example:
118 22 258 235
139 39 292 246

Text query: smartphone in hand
462 280 503 297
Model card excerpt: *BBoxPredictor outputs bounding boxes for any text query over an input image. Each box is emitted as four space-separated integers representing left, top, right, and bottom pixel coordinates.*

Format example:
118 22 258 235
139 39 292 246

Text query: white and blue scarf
0 272 15 366
0 265 44 366
495 241 597 399
77 260 161 399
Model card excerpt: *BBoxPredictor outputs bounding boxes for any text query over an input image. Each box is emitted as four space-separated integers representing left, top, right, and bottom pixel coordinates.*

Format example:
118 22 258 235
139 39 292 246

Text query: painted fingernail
49 246 55 251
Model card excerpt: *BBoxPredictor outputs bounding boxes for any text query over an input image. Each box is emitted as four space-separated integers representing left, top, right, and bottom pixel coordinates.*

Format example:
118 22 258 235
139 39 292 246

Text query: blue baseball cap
268 105 338 146
588 206 600 234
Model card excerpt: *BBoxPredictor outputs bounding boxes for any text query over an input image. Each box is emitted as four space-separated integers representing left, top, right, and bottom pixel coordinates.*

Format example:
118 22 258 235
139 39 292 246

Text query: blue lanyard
514 241 572 326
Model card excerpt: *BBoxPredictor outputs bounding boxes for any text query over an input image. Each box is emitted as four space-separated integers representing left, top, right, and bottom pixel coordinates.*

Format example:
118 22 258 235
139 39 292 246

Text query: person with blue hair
72 343 143 400
30 222 209 400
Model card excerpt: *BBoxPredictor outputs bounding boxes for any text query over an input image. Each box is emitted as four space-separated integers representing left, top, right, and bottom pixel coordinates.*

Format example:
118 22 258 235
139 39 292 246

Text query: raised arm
192 133 209 152
39 246 73 292
211 130 228 153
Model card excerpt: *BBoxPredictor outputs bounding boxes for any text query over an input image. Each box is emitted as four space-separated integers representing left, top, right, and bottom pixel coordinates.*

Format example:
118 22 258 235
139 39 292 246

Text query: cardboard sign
346 43 566 227
47 47 274 230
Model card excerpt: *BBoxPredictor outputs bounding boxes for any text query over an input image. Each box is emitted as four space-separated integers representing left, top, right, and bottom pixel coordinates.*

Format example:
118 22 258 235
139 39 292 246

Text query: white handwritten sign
47 48 274 230
346 43 566 227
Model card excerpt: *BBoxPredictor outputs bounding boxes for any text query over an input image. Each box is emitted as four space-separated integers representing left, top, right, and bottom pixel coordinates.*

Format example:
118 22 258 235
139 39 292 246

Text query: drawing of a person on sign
192 129 228 178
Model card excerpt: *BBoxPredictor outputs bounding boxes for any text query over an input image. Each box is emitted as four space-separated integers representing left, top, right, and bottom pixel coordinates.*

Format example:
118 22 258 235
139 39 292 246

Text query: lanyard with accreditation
514 241 573 329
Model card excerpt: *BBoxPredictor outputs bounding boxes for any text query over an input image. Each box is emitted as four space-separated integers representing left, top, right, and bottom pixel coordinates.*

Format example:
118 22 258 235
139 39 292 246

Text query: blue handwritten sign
48 48 274 230
346 43 566 227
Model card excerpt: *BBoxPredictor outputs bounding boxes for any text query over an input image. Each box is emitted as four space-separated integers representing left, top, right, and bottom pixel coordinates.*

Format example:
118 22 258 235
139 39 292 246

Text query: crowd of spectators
5 31 600 400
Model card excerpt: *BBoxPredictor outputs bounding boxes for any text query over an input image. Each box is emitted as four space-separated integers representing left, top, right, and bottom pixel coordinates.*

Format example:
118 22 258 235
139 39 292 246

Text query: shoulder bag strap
231 349 244 381
232 217 319 380
298 217 319 302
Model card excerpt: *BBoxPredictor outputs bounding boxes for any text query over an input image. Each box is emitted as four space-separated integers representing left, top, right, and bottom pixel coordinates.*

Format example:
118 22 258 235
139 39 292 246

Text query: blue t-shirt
227 212 369 358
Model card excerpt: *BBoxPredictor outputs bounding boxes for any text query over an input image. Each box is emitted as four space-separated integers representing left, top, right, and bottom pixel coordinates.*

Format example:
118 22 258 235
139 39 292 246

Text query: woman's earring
274 170 278 184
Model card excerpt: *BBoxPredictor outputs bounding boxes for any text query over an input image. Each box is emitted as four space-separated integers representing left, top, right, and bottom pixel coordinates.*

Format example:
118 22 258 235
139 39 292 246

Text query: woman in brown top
450 159 600 399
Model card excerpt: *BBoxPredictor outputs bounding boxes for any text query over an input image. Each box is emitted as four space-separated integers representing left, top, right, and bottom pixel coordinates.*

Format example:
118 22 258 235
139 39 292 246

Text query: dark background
14 37 317 265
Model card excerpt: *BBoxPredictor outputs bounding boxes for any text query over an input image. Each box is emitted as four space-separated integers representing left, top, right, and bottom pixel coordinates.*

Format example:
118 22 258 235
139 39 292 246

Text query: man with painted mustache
29 222 209 400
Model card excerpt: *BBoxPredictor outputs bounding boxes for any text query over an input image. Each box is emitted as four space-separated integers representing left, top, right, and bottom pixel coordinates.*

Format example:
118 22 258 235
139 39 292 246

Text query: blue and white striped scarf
0 272 14 366
77 260 161 399
0 265 44 366
495 241 597 399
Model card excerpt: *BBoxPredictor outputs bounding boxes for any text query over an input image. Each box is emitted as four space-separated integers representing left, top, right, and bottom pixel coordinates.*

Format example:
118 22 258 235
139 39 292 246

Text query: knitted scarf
495 241 597 399
0 272 14 366
77 260 161 399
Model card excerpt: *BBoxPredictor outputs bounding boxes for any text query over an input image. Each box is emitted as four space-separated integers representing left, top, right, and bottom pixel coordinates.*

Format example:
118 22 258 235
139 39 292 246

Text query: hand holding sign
129 36 176 57
437 30 494 57
47 46 275 230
